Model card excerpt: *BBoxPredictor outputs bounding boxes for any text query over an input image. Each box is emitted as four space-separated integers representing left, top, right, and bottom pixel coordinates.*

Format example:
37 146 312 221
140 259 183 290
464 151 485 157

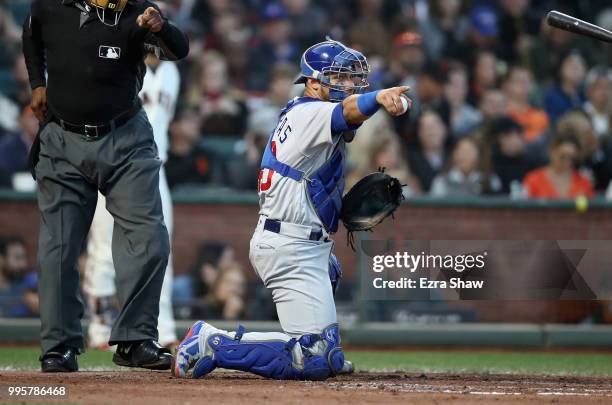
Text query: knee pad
299 324 344 380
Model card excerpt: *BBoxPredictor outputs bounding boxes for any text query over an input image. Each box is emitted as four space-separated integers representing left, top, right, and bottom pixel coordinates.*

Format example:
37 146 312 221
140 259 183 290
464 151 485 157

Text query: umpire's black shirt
22 0 189 125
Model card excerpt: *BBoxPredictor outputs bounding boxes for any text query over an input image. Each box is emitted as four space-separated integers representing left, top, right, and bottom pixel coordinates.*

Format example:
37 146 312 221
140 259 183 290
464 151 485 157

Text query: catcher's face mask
320 47 370 102
86 0 128 27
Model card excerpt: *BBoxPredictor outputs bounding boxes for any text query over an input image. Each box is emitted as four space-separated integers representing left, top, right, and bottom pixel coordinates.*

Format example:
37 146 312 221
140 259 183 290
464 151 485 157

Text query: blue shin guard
192 324 344 380
193 325 301 380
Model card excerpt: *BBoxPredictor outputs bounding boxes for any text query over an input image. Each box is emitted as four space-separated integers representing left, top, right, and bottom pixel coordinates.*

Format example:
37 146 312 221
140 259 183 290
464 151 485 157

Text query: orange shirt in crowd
523 168 595 199
507 107 550 143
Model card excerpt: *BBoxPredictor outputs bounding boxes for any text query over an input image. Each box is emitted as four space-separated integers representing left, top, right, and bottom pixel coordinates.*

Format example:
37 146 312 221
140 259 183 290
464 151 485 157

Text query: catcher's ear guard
340 170 405 250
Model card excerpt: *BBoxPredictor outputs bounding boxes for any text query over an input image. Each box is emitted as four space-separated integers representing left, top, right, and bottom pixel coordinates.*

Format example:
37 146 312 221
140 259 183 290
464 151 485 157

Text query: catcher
174 39 408 381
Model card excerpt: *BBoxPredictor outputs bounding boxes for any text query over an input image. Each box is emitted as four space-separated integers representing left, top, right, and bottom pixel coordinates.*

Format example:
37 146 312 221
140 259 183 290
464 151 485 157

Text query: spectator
203 8 250 84
385 31 425 91
0 6 21 69
556 110 608 191
405 59 447 135
530 12 596 84
523 134 594 199
484 117 544 194
503 65 550 143
544 51 587 124
407 109 450 192
583 66 612 138
186 51 248 137
203 265 247 320
172 242 236 303
165 108 226 189
467 5 499 55
478 88 508 123
228 65 296 190
282 0 328 50
347 128 421 197
230 110 276 191
496 0 540 64
418 0 469 62
249 63 297 116
386 31 426 136
431 136 501 197
347 2 390 58
416 61 447 109
246 3 298 92
226 64 295 191
442 62 482 137
0 106 38 179
0 237 38 318
468 50 502 106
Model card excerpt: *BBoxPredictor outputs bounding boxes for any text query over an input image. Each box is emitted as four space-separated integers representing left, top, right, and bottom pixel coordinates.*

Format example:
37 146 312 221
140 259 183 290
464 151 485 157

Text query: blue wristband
357 90 381 116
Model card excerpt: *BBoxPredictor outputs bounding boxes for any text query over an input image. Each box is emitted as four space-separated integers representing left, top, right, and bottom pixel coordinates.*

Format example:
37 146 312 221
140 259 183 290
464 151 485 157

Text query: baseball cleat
173 320 219 378
172 320 204 378
41 346 79 373
112 340 173 370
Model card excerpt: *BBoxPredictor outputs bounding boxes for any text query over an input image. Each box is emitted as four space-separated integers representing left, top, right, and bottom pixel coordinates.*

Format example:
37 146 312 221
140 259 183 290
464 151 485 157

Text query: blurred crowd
1 0 612 200
0 0 612 319
1 0 612 322
0 233 274 321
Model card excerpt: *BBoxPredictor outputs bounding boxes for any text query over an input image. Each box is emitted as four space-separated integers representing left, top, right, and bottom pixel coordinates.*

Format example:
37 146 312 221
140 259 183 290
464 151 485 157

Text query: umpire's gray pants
36 109 170 355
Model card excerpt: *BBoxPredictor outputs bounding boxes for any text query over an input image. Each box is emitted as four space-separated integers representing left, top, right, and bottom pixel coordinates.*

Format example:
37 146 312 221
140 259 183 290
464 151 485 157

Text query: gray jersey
258 99 343 229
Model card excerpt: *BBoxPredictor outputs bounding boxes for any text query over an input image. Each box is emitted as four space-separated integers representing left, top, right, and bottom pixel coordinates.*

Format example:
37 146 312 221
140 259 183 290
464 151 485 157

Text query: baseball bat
547 11 612 43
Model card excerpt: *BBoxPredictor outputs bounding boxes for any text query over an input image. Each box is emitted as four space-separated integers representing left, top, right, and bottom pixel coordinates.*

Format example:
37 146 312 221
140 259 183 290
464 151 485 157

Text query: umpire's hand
31 87 47 122
136 7 164 33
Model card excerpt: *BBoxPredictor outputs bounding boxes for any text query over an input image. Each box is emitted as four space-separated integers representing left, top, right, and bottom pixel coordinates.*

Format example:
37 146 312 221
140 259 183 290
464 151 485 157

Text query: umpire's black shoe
40 346 79 373
112 340 173 370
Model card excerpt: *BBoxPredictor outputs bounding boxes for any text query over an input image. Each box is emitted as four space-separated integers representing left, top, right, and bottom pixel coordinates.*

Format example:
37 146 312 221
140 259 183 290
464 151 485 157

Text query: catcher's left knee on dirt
193 324 344 380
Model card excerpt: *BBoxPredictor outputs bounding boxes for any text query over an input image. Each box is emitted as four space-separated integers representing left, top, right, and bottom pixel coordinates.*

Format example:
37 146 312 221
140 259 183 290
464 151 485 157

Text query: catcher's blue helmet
295 39 370 102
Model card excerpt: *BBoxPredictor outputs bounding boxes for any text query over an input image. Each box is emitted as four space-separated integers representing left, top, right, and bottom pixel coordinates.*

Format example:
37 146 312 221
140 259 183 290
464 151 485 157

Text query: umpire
22 0 188 372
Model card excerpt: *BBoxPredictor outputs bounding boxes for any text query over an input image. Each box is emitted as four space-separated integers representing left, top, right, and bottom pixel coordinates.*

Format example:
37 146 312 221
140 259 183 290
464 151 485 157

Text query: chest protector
260 97 345 233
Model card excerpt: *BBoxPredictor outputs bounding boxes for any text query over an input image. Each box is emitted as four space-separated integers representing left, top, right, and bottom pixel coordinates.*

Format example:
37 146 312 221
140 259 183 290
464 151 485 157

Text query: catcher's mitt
340 170 404 249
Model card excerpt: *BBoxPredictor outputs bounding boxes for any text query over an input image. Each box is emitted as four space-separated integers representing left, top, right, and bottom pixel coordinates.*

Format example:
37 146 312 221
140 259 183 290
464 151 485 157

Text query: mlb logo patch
99 46 121 60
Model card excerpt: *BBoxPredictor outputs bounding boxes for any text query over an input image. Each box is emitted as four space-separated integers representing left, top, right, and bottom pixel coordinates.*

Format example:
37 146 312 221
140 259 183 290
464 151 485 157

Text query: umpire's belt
50 102 141 139
261 217 325 241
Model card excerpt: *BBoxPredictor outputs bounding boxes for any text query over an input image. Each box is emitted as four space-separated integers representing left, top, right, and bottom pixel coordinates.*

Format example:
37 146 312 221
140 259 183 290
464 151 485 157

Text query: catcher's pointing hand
136 7 164 33
376 86 411 116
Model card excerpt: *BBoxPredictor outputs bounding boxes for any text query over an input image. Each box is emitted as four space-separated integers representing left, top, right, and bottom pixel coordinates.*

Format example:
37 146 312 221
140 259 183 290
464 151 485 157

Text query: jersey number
277 117 292 144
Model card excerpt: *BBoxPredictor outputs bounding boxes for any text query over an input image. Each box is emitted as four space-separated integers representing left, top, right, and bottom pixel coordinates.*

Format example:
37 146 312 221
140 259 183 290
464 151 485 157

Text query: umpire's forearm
152 20 189 60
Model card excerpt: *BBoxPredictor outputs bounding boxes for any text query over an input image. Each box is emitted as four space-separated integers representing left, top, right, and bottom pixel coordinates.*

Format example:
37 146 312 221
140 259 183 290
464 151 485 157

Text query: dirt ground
1 371 612 404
